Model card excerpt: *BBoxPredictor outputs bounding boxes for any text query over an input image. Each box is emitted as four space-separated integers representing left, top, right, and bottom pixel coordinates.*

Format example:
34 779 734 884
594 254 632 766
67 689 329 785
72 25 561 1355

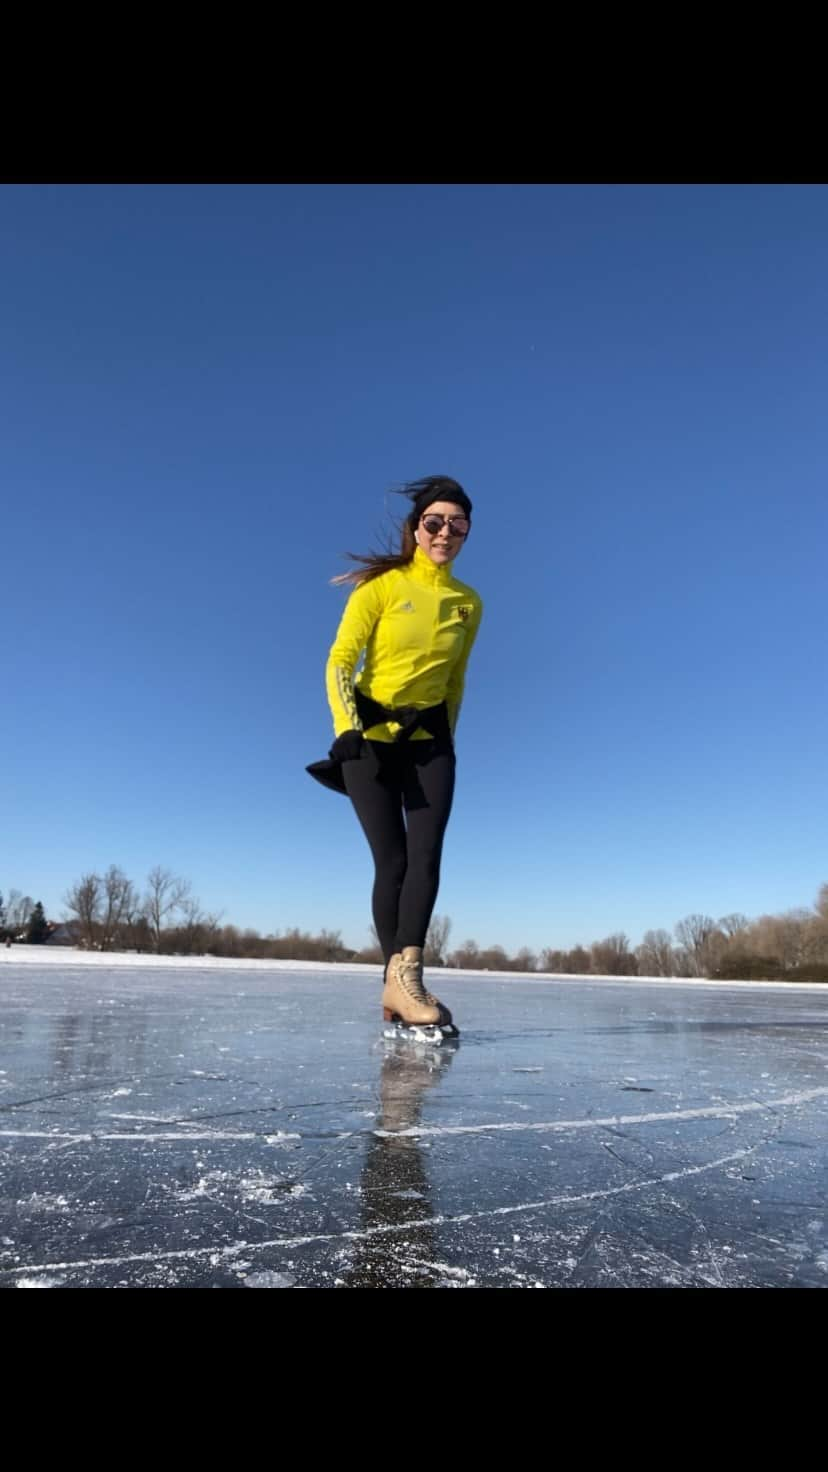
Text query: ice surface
1 951 826 1287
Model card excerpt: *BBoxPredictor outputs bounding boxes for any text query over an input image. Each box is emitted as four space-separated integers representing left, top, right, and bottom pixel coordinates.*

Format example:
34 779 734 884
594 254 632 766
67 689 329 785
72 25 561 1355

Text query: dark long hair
331 475 472 588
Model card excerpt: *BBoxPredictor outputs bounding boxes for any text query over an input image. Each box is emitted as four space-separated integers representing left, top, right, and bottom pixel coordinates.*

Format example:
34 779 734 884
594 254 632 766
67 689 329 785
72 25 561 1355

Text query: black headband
408 483 473 523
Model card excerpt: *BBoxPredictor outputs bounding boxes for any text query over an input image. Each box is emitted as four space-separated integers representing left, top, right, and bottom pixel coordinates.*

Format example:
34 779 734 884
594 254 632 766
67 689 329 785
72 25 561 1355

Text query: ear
414 530 421 545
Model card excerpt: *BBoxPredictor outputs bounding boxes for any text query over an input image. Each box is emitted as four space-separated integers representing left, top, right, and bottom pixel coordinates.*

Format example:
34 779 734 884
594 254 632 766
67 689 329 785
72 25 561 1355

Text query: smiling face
415 501 471 566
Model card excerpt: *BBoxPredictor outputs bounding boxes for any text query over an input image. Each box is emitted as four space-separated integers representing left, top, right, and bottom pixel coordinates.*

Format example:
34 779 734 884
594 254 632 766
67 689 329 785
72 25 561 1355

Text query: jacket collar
408 545 456 587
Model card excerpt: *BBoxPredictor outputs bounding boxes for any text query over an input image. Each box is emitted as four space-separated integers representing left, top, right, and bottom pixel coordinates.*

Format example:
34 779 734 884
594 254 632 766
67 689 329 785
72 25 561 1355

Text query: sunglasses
420 513 470 537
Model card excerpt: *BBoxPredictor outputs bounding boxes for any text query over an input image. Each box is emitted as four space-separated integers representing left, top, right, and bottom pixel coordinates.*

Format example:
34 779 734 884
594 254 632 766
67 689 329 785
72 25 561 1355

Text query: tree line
2 874 827 981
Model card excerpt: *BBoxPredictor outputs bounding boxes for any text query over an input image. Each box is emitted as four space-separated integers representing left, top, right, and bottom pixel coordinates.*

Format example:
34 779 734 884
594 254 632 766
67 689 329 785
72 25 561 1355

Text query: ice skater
307 476 483 1039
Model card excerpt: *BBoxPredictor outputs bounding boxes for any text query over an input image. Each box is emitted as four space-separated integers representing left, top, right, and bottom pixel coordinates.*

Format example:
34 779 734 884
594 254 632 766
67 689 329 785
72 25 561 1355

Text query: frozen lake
1 951 826 1287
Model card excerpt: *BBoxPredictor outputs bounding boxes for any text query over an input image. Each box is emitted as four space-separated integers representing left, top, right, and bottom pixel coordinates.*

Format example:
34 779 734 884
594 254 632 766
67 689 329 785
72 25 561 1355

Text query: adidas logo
399 601 416 613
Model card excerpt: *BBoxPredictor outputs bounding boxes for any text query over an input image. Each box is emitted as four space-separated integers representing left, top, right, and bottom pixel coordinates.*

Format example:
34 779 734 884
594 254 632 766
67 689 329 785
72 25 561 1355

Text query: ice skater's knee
375 851 407 887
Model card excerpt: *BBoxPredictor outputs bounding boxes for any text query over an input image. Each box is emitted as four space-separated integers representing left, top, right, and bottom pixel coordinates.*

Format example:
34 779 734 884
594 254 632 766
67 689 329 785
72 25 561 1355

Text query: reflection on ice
343 1039 458 1288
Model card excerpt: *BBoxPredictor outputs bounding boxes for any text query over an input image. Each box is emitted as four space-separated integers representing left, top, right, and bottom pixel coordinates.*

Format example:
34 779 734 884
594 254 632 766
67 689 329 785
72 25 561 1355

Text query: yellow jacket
326 546 483 742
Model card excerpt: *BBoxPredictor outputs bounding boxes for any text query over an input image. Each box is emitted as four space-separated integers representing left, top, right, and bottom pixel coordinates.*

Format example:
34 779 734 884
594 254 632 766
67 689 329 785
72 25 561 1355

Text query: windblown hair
331 475 471 588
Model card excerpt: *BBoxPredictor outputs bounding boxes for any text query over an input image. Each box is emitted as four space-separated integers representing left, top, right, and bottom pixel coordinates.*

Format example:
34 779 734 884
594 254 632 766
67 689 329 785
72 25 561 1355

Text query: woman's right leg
343 743 445 1030
342 743 407 962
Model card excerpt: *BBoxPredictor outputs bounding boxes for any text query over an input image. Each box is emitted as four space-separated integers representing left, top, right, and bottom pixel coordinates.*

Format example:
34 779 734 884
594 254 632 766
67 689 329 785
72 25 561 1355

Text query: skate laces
398 952 428 1002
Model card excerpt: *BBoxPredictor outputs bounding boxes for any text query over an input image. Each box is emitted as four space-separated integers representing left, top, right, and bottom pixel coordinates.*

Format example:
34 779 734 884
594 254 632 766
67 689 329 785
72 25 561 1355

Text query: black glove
329 729 365 762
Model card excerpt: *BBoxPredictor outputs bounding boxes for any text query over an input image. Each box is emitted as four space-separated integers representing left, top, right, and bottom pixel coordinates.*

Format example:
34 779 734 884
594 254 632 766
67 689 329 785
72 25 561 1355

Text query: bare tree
99 866 137 951
674 915 720 977
806 884 828 963
565 946 592 974
808 884 828 963
6 890 34 935
750 910 811 972
213 924 242 958
719 913 750 939
173 897 222 956
64 874 102 949
449 939 480 968
636 929 676 977
703 928 730 977
476 944 510 971
513 946 538 973
424 914 452 967
541 946 592 974
144 866 191 953
591 933 636 976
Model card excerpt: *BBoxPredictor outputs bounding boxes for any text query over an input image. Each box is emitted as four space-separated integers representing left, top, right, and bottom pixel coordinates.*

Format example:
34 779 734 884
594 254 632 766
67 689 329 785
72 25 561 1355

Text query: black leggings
343 739 456 963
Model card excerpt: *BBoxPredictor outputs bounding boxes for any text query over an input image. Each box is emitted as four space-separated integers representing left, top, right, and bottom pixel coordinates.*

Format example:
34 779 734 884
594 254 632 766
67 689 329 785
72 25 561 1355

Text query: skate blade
382 1020 459 1046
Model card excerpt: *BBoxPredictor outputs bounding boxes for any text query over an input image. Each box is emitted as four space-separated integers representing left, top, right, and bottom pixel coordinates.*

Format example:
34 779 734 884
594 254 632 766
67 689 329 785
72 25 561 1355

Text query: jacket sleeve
325 577 386 736
445 599 483 736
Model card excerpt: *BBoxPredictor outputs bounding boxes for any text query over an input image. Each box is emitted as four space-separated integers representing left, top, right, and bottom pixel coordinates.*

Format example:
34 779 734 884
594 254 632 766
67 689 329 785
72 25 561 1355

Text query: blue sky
2 183 826 954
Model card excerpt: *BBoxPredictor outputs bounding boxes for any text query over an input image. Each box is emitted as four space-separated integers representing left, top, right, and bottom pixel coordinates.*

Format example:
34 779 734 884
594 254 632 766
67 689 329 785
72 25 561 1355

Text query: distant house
46 922 78 946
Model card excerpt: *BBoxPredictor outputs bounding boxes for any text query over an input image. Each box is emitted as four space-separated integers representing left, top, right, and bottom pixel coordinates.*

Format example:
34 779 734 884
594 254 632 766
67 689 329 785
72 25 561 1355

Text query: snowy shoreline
2 944 826 992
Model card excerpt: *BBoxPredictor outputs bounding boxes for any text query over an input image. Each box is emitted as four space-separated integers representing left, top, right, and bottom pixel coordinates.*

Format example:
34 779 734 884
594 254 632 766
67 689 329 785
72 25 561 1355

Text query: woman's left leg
381 743 459 1031
395 745 456 951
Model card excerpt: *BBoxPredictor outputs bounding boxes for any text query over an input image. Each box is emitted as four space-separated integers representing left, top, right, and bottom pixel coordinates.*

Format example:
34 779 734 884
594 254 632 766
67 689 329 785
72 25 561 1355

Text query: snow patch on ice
239 1174 310 1206
177 1168 309 1206
18 1193 69 1214
243 1271 295 1288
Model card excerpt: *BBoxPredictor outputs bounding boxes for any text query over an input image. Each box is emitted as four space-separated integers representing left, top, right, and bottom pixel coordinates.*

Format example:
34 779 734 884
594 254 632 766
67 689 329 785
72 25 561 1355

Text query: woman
307 475 483 1036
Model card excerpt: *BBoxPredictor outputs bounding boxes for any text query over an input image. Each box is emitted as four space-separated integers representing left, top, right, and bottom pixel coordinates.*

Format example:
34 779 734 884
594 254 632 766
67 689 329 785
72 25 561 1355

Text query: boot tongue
399 950 426 998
